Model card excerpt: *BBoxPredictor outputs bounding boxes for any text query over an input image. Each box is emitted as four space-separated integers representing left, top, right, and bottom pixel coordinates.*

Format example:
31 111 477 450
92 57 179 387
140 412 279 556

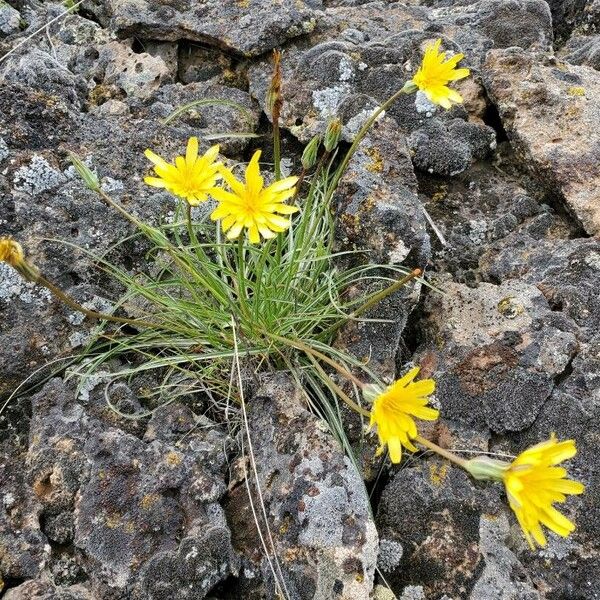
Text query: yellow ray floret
503 436 584 548
210 150 299 244
144 137 223 206
411 38 470 109
369 367 439 464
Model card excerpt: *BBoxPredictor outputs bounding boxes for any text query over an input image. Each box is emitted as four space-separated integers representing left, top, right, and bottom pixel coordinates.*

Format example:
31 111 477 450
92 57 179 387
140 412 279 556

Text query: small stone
0 2 21 37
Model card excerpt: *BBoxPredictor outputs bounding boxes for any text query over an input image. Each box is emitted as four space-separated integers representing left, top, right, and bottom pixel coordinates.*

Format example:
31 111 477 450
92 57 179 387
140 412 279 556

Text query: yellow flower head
369 367 439 464
0 237 25 267
144 137 222 206
210 150 299 244
411 39 470 109
503 436 584 548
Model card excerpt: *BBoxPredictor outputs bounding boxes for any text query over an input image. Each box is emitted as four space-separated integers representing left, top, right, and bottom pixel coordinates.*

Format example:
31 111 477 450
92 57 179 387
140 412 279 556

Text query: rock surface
2 0 600 598
225 375 378 600
483 48 600 235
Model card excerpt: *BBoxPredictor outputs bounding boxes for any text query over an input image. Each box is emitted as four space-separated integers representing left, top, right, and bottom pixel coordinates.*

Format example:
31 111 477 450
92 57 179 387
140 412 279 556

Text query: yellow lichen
365 146 384 173
567 86 585 97
166 451 182 466
429 462 449 487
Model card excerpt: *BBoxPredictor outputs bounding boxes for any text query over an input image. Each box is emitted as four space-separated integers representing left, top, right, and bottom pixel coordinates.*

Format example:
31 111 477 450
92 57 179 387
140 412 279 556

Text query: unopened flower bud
69 153 100 191
402 80 418 94
301 135 321 170
464 456 509 481
266 49 282 117
324 118 342 152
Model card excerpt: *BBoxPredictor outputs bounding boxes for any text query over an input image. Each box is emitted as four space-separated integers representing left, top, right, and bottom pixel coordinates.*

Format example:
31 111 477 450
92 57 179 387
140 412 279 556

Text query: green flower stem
321 268 422 340
34 273 157 329
326 83 414 203
351 268 422 318
415 435 468 469
236 236 251 321
185 203 198 248
267 332 366 390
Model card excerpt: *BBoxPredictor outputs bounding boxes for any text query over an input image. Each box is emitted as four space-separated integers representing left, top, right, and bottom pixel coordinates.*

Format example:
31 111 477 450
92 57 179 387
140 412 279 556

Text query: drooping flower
144 137 222 205
410 39 470 109
210 150 299 244
368 367 439 464
502 436 584 548
0 237 24 267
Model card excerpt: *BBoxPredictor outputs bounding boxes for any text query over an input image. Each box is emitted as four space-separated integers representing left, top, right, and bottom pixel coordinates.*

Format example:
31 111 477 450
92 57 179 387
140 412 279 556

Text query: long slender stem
415 435 467 469
325 85 412 203
267 333 366 389
320 268 422 340
36 274 156 329
351 268 422 319
305 353 370 417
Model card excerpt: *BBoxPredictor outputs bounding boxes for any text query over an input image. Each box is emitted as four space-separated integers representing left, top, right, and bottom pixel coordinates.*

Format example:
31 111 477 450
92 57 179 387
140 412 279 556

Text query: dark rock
376 460 502 598
11 378 235 598
408 119 496 176
562 34 600 70
481 234 600 338
418 156 552 283
333 116 429 380
225 374 378 600
82 0 322 57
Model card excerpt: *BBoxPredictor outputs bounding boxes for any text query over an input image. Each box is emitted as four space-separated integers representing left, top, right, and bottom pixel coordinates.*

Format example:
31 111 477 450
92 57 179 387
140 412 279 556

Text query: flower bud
301 135 321 170
0 238 24 267
362 383 383 405
266 49 282 117
464 456 509 481
402 80 418 94
324 118 342 152
69 153 100 191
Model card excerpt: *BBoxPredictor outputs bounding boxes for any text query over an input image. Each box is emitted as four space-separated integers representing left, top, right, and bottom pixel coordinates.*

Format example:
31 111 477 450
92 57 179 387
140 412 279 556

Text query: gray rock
94 40 175 98
408 119 496 176
483 48 600 235
0 1 21 37
561 34 600 70
469 513 540 600
376 459 502 598
18 378 235 598
0 48 88 109
83 0 322 57
481 234 600 338
333 116 429 380
419 155 551 283
415 280 578 433
225 374 378 600
2 580 94 600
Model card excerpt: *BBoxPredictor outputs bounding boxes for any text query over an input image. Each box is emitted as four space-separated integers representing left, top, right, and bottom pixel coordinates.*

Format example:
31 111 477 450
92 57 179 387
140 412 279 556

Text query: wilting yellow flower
368 367 439 463
210 150 298 244
502 436 584 548
0 238 25 267
144 137 222 205
411 39 470 109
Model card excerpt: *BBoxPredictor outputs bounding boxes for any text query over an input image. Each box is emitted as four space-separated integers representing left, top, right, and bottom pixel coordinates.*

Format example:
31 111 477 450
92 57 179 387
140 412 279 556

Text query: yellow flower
144 137 222 205
503 436 584 548
411 39 470 109
0 237 25 267
210 150 299 244
369 367 439 463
